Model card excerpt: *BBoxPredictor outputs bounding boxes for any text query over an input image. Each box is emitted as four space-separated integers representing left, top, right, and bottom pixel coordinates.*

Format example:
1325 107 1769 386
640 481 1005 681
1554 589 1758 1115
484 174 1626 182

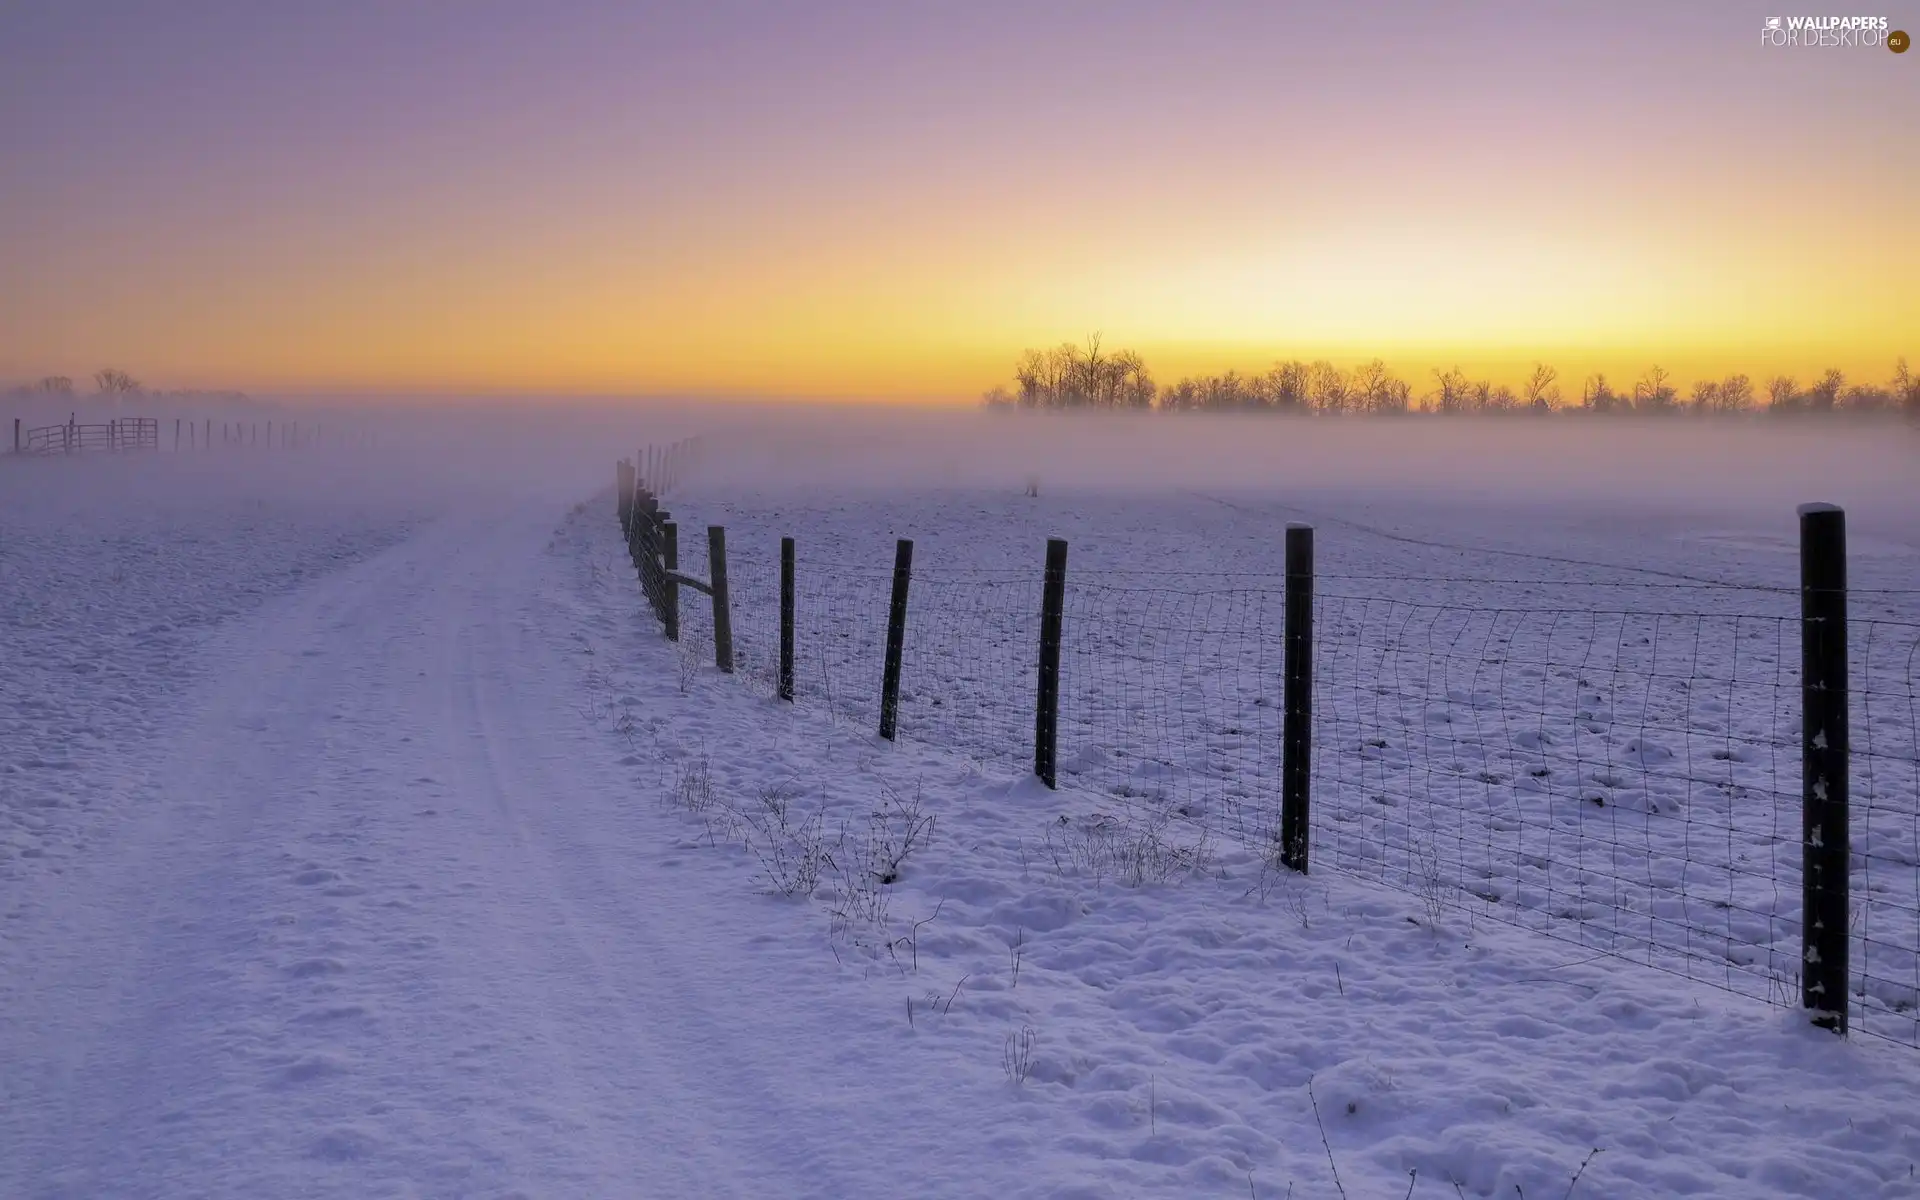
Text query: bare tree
1583 373 1619 412
1766 374 1800 412
1309 361 1350 413
35 375 74 395
1633 366 1676 413
94 368 141 395
1689 379 1719 412
1349 359 1409 414
1430 367 1471 414
1805 368 1845 412
1110 349 1155 409
1893 358 1918 415
1717 373 1754 413
1520 363 1560 411
1842 383 1893 412
1261 360 1313 411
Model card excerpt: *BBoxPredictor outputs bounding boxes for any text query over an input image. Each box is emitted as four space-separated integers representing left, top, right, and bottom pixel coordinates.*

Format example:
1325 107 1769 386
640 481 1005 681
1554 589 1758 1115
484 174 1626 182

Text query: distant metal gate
20 418 160 455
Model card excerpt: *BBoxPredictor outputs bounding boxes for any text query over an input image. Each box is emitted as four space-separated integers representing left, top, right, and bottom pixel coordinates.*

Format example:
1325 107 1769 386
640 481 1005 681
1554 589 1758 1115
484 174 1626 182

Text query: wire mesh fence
617 467 1920 1047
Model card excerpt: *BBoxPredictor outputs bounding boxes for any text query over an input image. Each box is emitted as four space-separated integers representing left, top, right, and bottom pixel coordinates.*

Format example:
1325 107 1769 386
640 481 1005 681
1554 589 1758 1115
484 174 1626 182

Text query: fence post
616 459 633 538
1799 502 1849 1035
13 418 18 454
662 522 680 642
1281 523 1315 872
708 525 733 672
780 536 796 701
1035 538 1069 787
879 539 914 741
637 506 660 618
647 508 670 620
174 418 180 451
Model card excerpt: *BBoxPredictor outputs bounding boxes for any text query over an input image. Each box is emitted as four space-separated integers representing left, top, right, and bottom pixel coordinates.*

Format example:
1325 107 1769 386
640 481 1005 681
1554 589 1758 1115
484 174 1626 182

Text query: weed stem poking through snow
1306 1076 1348 1199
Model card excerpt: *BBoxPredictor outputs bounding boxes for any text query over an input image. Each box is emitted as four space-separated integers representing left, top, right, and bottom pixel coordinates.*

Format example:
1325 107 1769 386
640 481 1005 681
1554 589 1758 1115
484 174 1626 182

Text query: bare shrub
741 778 833 898
1043 812 1212 887
1003 1024 1038 1085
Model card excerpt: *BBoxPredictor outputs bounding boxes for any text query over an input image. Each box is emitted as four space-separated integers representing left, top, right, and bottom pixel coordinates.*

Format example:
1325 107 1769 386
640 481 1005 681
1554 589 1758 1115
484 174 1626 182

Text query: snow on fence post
708 525 733 673
1035 538 1069 788
879 539 914 741
1798 502 1849 1035
1280 523 1315 873
662 521 680 642
779 536 796 702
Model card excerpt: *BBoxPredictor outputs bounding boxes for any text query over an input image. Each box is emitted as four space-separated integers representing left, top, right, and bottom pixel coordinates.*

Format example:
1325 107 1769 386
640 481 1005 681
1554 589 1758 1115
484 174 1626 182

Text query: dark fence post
708 525 733 672
634 496 658 615
1281 523 1315 872
1799 502 1849 1035
174 418 180 451
13 418 19 454
662 521 680 642
879 539 914 741
779 536 796 702
1035 538 1069 787
616 459 633 537
650 509 671 622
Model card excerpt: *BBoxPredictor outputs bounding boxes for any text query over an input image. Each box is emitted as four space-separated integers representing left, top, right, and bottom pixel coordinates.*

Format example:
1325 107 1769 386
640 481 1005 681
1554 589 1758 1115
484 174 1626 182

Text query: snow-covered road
2 496 1007 1199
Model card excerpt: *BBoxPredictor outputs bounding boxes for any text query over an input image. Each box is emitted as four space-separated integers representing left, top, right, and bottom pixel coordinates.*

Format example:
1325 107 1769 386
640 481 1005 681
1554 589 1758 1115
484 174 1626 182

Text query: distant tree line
982 338 1920 418
4 369 141 397
4 369 250 406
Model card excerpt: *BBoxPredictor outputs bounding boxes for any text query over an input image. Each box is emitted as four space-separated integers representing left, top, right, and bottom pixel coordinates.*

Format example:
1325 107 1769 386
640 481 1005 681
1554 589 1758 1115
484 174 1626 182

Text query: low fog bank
0 396 711 521
6 398 1915 550
689 406 1920 544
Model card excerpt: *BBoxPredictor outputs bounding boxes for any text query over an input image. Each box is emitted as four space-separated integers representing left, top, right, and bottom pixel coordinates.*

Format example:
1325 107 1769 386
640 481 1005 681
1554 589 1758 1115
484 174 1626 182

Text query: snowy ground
3 411 1918 1198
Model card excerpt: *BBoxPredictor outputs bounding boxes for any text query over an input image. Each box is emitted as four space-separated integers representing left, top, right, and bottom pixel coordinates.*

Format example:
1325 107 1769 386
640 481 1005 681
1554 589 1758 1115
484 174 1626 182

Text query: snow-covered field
3 409 1918 1198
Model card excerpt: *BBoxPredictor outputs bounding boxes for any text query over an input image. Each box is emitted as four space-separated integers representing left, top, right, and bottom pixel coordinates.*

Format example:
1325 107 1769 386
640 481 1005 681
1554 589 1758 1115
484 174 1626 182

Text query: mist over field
20 394 1916 550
